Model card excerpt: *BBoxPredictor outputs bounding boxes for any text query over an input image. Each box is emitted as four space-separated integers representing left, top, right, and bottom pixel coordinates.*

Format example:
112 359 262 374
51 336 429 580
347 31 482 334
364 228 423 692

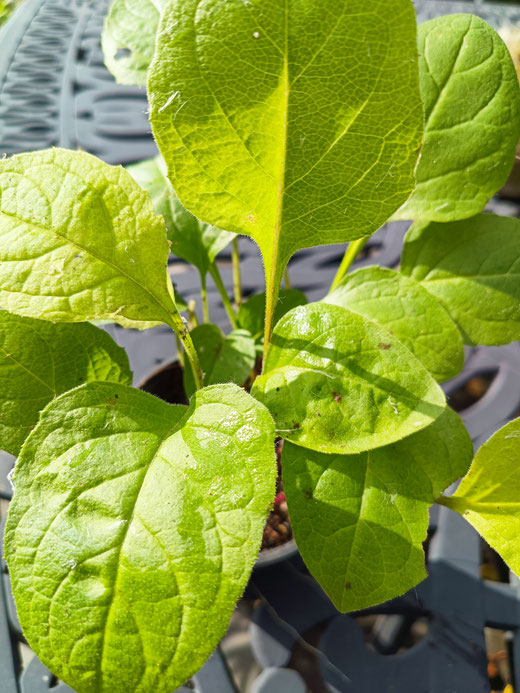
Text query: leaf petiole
169 310 204 391
329 236 370 292
200 276 210 323
209 262 238 329
232 238 242 308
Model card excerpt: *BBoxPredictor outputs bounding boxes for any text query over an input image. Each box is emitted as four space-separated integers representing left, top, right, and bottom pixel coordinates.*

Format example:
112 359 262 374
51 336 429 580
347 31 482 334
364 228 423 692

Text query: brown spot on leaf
345 581 352 590
334 395 342 403
378 343 391 350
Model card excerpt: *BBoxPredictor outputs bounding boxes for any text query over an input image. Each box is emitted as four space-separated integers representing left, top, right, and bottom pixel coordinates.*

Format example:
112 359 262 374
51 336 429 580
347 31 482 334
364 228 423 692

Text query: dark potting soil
262 440 293 550
139 361 293 552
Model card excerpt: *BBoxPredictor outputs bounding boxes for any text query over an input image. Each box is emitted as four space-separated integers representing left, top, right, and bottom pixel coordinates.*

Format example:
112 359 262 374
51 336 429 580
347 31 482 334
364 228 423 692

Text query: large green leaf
5 382 276 693
401 214 520 345
128 156 235 279
441 418 520 577
0 149 177 329
0 311 131 456
183 324 256 398
283 408 472 611
395 14 520 222
149 0 423 303
252 303 446 454
102 0 166 86
237 289 307 341
324 266 464 382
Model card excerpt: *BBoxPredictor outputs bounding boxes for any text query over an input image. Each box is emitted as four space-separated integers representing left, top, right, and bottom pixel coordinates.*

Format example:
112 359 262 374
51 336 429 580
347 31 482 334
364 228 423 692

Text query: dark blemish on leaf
378 343 391 350
276 387 280 392
293 422 300 429
304 488 313 499
114 394 119 399
105 397 116 407
334 395 342 403
315 411 321 417
345 581 352 590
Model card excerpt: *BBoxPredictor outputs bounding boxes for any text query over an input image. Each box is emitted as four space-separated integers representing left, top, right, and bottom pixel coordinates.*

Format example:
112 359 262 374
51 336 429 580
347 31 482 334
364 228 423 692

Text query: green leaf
5 381 276 692
0 148 177 330
395 14 520 222
102 0 166 86
324 266 464 382
401 213 520 346
0 311 132 456
252 303 446 454
283 407 472 611
128 156 235 278
441 418 520 578
149 0 423 301
183 324 256 398
237 289 307 341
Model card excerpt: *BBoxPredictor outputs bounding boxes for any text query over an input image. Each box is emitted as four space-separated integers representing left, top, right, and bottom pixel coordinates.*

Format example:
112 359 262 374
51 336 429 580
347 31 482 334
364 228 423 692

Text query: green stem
187 301 198 330
435 494 469 515
329 236 370 292
175 334 185 368
263 269 282 368
232 238 242 308
284 267 292 290
169 311 203 392
209 262 238 329
201 276 210 323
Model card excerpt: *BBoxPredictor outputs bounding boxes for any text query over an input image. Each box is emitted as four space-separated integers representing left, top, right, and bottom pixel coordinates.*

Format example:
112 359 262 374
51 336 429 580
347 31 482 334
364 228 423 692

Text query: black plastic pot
138 359 300 570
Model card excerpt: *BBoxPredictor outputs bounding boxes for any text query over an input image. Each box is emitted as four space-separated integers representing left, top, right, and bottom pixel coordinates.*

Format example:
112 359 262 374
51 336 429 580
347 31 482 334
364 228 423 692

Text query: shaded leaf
324 266 464 382
128 156 235 278
441 417 520 578
396 14 520 222
283 408 472 611
183 324 256 398
0 149 176 329
252 303 446 454
102 0 166 86
237 289 307 341
401 214 520 345
149 0 423 299
0 311 131 456
5 382 276 693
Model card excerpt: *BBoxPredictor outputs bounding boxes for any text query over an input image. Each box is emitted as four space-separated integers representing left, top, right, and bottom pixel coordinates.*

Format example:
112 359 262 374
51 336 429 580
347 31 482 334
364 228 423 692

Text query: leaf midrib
268 0 290 292
0 209 173 324
97 414 184 690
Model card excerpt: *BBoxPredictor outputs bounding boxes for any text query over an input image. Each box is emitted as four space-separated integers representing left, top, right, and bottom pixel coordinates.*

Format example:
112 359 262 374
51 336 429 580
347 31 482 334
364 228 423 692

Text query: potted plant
1 1 520 691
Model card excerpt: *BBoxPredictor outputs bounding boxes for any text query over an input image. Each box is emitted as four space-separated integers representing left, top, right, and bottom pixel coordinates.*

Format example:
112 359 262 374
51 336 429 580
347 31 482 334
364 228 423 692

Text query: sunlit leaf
5 382 276 692
252 303 446 454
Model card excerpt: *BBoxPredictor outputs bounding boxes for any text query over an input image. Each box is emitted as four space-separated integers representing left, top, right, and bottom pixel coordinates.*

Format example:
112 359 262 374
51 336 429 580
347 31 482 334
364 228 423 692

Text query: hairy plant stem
329 236 370 292
201 277 210 323
209 262 238 329
169 311 203 391
175 334 185 368
232 238 242 308
284 267 292 289
263 271 282 368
